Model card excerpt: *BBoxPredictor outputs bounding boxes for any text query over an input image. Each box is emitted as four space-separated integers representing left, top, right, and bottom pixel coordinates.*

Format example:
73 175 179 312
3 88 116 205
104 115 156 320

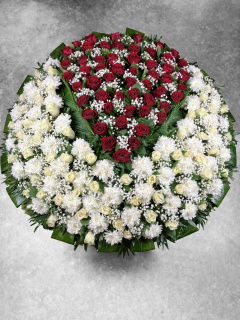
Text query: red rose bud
82 109 98 120
114 91 125 101
125 77 137 88
128 44 141 54
63 71 74 82
87 76 101 90
95 55 105 63
162 52 174 61
95 89 110 102
146 48 157 59
111 63 125 75
162 74 173 83
171 91 184 103
95 63 106 72
129 66 137 76
145 59 158 70
72 82 83 92
170 48 179 59
99 41 111 50
111 42 124 50
93 122 108 135
128 88 140 100
108 53 118 65
82 41 94 52
104 72 116 83
111 32 121 42
128 136 141 150
143 92 155 106
128 53 141 65
139 105 151 117
133 34 143 43
180 69 190 81
124 105 135 118
62 46 73 58
78 55 88 66
104 102 114 114
154 86 167 98
162 63 174 73
61 60 71 70
72 40 82 47
157 111 167 124
79 66 92 76
142 79 153 90
177 59 188 68
101 136 117 151
156 41 164 50
77 95 89 107
148 70 159 81
177 82 187 91
160 101 171 114
115 115 128 130
113 148 130 163
86 33 97 45
134 123 150 136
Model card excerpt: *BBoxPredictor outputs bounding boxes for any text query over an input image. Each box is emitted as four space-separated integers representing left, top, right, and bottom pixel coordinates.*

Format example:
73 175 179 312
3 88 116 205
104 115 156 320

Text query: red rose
114 91 125 101
171 91 184 103
62 46 73 58
82 109 98 120
72 40 82 47
86 33 97 45
124 105 136 118
82 41 94 52
170 48 179 59
180 69 190 81
61 60 71 70
115 115 127 130
129 44 141 54
162 74 173 83
129 66 137 75
128 53 140 65
72 82 83 92
157 111 167 124
87 76 101 90
148 70 159 81
95 89 110 102
134 123 150 136
104 102 114 114
146 48 157 59
128 136 141 150
142 79 153 90
95 63 106 72
143 93 155 106
93 122 108 135
156 41 164 50
108 53 118 65
101 136 117 151
111 42 124 50
177 59 188 68
113 148 130 162
63 71 74 82
79 66 92 76
162 63 174 73
139 106 151 117
77 95 89 107
145 59 158 70
128 88 140 100
162 52 174 61
95 55 105 63
111 32 121 42
104 72 116 82
125 77 137 88
160 101 171 114
133 34 143 43
154 86 167 98
78 55 88 66
177 82 187 91
111 63 125 76
99 41 111 50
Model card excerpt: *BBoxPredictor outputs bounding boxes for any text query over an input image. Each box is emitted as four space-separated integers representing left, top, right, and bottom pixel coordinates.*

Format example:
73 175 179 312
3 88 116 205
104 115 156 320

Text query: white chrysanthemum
41 136 60 155
204 156 218 171
92 160 114 182
41 75 61 88
44 94 63 108
101 186 124 206
134 183 154 204
208 133 223 148
13 120 23 132
209 94 221 110
143 223 162 239
24 81 40 103
154 136 175 160
18 135 34 153
202 114 219 128
157 167 175 186
219 147 231 162
187 65 201 75
49 158 69 176
184 137 204 156
181 202 197 220
73 171 91 189
182 179 199 199
31 198 49 215
10 104 22 121
42 176 61 197
207 179 223 196
178 157 195 175
131 156 153 177
177 118 197 135
189 77 205 93
5 138 16 151
218 116 229 132
62 193 81 214
71 138 93 161
25 106 41 120
186 95 201 111
54 114 72 134
25 158 43 175
121 207 141 228
11 161 25 180
163 195 182 214
105 230 123 245
66 217 81 234
43 57 60 71
83 195 100 214
88 213 109 234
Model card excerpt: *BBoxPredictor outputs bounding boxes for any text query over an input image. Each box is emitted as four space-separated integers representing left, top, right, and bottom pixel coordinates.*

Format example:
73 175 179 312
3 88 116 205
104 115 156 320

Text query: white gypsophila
134 183 154 204
92 160 114 182
61 193 81 214
66 217 81 234
88 214 109 234
25 158 44 175
186 95 201 111
49 158 69 176
178 157 195 175
184 137 205 156
44 94 63 108
177 118 197 135
157 167 175 187
83 195 101 214
131 156 153 177
5 138 16 151
154 136 175 159
121 206 141 228
25 106 42 120
54 114 72 133
181 202 197 220
189 76 205 93
143 223 162 239
42 176 61 197
11 161 25 180
73 171 91 189
163 195 182 214
41 136 60 155
101 186 124 206
202 114 219 128
219 147 231 162
31 198 50 215
182 179 199 199
71 138 93 161
105 230 123 245
207 179 223 196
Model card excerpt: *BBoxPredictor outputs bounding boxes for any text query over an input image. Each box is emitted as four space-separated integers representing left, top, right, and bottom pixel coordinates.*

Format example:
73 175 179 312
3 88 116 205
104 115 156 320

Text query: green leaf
29 184 38 197
134 144 146 156
1 153 11 173
210 181 230 207
227 143 237 168
130 239 155 252
6 185 26 208
201 68 215 82
60 78 78 110
124 161 132 171
50 42 66 59
131 62 139 69
131 82 143 94
98 240 119 252
92 31 110 40
51 228 74 245
176 220 199 240
137 118 154 128
4 114 12 133
126 27 145 37
80 217 91 226
17 75 34 96
70 108 96 141
118 129 127 135
228 111 235 123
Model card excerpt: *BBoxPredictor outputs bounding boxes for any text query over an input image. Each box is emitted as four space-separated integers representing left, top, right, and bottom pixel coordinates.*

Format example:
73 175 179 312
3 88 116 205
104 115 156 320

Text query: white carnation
101 187 124 206
62 193 81 214
25 158 44 175
54 114 71 134
5 138 16 151
186 95 201 111
121 207 141 228
44 94 63 108
42 176 61 197
154 136 175 160
105 230 123 245
157 167 175 186
41 136 60 155
71 138 93 160
178 157 195 174
31 198 49 215
177 118 197 136
189 77 205 93
131 156 153 177
207 179 223 196
66 217 81 234
88 213 109 234
163 195 182 214
83 195 100 214
11 161 25 180
184 137 204 156
92 160 114 182
181 202 197 220
143 223 162 239
219 147 231 162
49 158 69 176
134 183 154 204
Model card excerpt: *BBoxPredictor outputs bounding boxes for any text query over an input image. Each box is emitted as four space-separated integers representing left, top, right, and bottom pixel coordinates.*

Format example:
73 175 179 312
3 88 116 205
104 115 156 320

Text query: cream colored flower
22 149 34 159
85 152 97 165
152 151 161 162
221 168 229 178
34 93 44 106
22 119 33 128
120 174 132 185
199 92 208 102
75 208 88 220
45 153 57 162
175 184 184 194
16 130 24 139
89 181 99 193
171 149 183 161
220 104 229 114
184 149 193 158
177 128 187 140
198 132 208 140
195 108 207 117
54 194 63 206
152 190 164 204
39 119 52 132
43 167 52 176
186 110 196 119
45 86 56 95
197 202 207 210
84 231 95 245
147 175 156 185
208 147 220 156
193 152 206 164
60 153 73 163
46 66 58 76
72 188 82 197
22 189 30 197
165 221 179 230
123 230 132 240
46 214 58 228
200 168 213 180
65 171 76 183
100 205 111 215
46 104 60 117
208 127 218 134
205 84 212 93
113 218 124 230
172 166 181 175
130 197 139 206
144 210 157 223
62 126 75 139
36 189 45 199
32 134 43 145
224 132 232 141
8 121 15 130
7 154 16 163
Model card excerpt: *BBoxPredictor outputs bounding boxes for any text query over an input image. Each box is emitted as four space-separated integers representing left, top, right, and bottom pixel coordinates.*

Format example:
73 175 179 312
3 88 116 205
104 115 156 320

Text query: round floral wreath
1 28 237 255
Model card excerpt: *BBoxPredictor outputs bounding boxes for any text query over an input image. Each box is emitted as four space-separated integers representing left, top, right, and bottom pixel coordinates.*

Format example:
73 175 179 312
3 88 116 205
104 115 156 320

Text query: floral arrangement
1 28 237 256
